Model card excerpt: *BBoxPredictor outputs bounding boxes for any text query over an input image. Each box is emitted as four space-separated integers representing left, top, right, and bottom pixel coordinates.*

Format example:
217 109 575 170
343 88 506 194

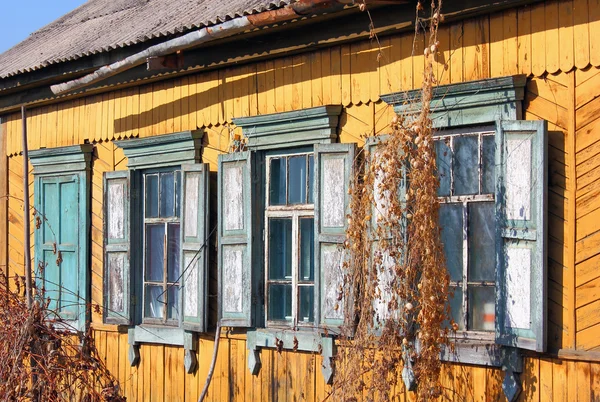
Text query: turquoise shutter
315 143 355 332
365 136 408 328
218 152 260 327
495 120 547 352
36 175 82 326
103 171 132 325
180 163 210 332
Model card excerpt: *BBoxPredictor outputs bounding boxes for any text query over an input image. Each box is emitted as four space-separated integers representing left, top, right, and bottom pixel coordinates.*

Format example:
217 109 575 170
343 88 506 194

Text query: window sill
131 325 186 346
247 327 331 353
440 339 503 367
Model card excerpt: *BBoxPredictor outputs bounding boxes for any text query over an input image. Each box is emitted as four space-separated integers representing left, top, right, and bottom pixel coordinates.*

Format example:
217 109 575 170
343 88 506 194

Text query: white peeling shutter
218 152 259 327
495 120 547 352
365 136 408 329
181 163 210 332
315 143 355 332
103 171 132 325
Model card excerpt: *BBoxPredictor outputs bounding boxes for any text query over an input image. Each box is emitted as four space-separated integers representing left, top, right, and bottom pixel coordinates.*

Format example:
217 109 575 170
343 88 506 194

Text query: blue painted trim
130 325 186 346
381 75 526 128
30 144 93 333
115 130 204 170
232 105 343 150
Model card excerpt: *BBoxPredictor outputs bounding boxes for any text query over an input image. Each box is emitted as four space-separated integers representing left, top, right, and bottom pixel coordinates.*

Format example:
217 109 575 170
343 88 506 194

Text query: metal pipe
50 0 347 96
21 105 32 309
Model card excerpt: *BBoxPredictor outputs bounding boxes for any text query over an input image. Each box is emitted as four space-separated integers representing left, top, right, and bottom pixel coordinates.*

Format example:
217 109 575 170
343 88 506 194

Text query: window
103 131 209 349
142 169 182 325
435 127 496 334
219 106 352 337
265 152 315 326
30 145 93 332
381 75 548 355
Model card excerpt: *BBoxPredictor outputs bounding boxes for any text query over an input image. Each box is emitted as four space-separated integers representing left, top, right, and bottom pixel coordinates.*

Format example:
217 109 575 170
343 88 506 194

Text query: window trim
380 75 543 369
112 130 205 348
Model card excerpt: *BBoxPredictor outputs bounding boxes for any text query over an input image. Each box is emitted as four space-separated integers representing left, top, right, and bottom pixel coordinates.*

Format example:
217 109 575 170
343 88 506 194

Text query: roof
0 0 293 79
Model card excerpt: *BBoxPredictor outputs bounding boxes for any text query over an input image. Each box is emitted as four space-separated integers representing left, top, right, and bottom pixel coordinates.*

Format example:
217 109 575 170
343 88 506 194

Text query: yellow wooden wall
2 0 600 400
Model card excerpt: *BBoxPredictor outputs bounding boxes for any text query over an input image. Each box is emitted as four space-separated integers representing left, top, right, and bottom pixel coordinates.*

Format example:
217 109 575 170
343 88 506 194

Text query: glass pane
288 155 307 204
268 284 292 321
468 287 495 331
482 136 495 194
146 224 165 282
299 286 314 323
160 172 175 217
269 218 292 279
145 285 164 318
167 223 181 283
145 174 159 218
435 139 452 197
453 135 479 195
449 287 464 330
468 202 496 282
175 171 182 217
439 204 463 282
308 154 314 204
167 285 180 320
299 218 314 281
269 158 286 205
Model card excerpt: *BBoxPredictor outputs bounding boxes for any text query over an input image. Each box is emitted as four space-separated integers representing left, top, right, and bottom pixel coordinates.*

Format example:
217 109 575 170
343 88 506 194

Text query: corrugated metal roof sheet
0 0 294 79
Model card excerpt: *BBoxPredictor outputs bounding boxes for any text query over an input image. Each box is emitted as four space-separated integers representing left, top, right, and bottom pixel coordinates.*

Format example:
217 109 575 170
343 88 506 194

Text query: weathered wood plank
576 253 600 287
540 358 554 401
502 9 519 76
399 32 414 91
576 298 600 331
591 360 600 400
575 228 600 263
589 0 600 67
0 119 6 281
576 275 600 309
576 70 600 108
449 21 464 84
490 13 504 78
553 358 568 402
312 50 323 108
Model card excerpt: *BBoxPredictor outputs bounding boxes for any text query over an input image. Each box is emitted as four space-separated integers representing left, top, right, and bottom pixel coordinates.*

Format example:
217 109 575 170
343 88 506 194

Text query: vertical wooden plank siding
0 118 6 283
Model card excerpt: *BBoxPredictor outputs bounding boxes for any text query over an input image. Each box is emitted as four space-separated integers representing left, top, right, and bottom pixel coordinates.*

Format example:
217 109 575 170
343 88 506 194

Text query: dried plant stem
334 1 450 401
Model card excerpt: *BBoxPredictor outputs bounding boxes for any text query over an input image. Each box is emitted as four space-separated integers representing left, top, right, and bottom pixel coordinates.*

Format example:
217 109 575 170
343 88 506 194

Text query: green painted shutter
365 136 408 329
315 143 355 332
180 163 210 332
36 175 83 327
495 120 547 352
218 152 261 327
103 171 132 325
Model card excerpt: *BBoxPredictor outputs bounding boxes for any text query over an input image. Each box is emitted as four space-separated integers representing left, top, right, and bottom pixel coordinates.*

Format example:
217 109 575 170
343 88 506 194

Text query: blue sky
0 1 87 54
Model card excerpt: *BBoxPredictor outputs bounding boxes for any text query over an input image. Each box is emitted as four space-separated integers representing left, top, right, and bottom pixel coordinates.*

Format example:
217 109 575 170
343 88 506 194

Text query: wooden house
0 0 599 400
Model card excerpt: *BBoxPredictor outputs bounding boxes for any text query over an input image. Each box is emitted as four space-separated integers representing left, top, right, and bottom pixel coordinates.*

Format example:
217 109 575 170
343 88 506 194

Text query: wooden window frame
436 125 497 341
264 151 315 328
141 168 182 327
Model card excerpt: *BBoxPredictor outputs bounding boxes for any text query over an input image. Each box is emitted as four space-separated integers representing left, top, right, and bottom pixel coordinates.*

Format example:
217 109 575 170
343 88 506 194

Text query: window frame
264 149 316 328
107 130 208 350
435 125 497 340
141 167 182 327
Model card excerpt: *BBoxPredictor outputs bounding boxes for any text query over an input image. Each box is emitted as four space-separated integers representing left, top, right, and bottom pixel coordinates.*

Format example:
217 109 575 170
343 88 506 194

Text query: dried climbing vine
333 1 452 401
0 197 124 402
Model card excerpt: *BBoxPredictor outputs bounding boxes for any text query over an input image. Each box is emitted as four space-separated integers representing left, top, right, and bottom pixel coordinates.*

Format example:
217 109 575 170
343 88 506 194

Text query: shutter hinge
131 295 137 306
